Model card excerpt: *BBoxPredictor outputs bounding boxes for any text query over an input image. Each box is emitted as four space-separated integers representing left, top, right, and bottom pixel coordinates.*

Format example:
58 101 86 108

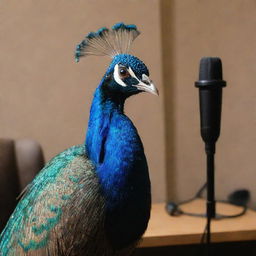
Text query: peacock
0 22 158 256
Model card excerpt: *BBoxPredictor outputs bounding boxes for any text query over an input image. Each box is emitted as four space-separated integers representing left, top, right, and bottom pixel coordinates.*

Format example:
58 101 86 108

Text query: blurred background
1 0 256 227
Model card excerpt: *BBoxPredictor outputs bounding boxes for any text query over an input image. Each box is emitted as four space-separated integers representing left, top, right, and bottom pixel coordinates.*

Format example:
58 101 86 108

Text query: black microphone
195 57 226 253
195 57 226 154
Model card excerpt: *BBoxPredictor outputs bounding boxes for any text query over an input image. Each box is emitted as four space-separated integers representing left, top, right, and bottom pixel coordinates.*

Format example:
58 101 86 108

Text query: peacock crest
75 22 140 62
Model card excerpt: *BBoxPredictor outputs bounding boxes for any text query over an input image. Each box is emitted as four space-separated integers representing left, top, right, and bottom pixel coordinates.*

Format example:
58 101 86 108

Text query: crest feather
75 23 140 62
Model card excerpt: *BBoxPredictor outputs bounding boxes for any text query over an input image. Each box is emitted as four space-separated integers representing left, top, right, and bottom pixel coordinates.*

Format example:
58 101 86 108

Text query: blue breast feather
85 79 151 248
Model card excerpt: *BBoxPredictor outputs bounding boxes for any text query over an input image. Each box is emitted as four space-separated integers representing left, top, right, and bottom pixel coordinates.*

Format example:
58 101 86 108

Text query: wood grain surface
140 199 256 247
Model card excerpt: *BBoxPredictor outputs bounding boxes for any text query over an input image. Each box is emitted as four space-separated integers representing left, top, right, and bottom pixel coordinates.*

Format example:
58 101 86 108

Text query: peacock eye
119 67 130 79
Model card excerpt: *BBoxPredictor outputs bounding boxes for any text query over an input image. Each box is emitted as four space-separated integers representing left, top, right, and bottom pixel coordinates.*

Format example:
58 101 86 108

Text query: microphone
195 57 226 154
195 57 226 253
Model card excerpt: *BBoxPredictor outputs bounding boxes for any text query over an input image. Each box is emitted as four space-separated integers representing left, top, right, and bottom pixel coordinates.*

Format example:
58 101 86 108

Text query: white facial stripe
113 64 127 87
128 68 151 87
142 74 151 83
113 65 151 89
128 67 139 81
135 75 159 95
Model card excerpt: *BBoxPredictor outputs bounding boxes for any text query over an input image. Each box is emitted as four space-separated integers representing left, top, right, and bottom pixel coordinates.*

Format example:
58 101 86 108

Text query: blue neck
86 84 124 165
85 81 151 249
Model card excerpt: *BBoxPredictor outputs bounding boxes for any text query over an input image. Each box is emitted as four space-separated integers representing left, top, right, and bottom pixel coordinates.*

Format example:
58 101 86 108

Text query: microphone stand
195 57 226 255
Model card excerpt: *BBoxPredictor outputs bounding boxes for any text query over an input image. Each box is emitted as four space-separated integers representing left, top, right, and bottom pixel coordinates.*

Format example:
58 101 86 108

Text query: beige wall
2 0 256 207
162 0 256 207
0 0 166 202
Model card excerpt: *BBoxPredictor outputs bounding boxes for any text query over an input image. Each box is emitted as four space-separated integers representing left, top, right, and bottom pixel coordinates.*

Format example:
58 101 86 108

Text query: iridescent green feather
0 145 103 256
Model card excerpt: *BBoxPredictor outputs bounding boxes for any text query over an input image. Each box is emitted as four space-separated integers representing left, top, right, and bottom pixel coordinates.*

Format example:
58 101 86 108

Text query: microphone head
195 57 226 87
199 57 223 80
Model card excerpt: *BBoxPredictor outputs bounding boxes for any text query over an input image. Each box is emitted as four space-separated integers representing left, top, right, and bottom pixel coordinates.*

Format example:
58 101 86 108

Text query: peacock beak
135 74 159 96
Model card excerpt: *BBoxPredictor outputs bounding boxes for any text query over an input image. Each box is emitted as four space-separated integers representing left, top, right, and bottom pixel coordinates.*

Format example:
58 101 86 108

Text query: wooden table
140 199 256 247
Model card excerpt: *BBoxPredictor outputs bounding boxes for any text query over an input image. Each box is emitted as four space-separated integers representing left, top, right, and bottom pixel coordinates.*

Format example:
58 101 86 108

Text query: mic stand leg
206 143 216 256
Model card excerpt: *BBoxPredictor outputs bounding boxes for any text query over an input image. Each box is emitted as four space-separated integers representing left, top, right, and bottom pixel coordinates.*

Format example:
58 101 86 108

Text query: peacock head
75 23 158 98
102 54 158 98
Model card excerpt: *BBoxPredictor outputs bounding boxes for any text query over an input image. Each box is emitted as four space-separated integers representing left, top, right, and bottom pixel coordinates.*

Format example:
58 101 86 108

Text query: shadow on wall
160 0 177 201
160 0 256 209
